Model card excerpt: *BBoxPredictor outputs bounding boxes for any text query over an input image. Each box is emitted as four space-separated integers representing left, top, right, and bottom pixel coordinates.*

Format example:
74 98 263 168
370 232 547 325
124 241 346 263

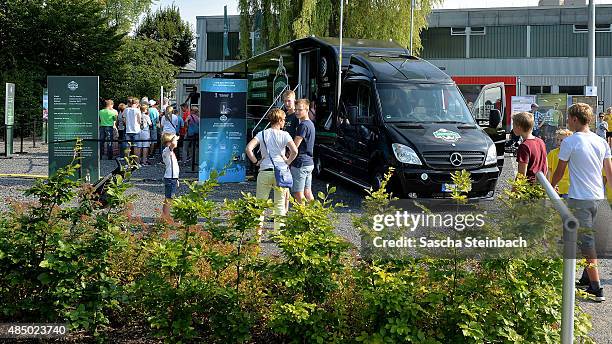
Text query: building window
450 27 485 35
207 32 240 60
451 27 466 35
528 86 552 95
470 26 486 35
558 86 584 95
573 24 612 33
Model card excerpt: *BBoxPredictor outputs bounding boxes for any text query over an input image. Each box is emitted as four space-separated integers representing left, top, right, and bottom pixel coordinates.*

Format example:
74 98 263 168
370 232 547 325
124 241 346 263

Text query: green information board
4 83 14 125
4 83 15 156
48 76 99 181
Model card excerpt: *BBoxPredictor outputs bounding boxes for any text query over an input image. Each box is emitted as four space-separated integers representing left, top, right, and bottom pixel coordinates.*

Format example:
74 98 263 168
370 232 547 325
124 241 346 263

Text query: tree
101 37 178 101
239 0 442 58
135 5 194 68
98 0 154 33
0 0 124 125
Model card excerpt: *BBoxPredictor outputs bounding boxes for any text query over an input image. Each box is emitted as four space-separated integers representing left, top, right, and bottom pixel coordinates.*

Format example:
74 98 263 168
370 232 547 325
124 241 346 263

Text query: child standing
512 112 548 182
547 129 572 198
551 103 612 303
161 133 180 219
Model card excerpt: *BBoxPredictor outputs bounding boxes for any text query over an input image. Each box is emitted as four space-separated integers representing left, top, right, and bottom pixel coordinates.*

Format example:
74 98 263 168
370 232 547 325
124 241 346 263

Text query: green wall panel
470 26 526 58
420 28 465 58
531 25 585 57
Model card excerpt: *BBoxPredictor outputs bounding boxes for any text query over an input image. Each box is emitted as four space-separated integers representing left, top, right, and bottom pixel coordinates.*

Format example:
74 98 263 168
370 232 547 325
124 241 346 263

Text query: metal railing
1 118 45 156
535 171 579 344
250 83 300 138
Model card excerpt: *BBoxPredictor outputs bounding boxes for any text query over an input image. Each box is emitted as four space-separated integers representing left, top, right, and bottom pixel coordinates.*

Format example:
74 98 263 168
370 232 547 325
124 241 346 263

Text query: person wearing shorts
137 104 152 164
551 103 612 303
161 133 180 219
290 99 316 203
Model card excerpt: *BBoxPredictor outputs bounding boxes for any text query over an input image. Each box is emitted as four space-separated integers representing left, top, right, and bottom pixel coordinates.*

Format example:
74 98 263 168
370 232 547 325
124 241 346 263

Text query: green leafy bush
0 160 595 343
0 143 133 337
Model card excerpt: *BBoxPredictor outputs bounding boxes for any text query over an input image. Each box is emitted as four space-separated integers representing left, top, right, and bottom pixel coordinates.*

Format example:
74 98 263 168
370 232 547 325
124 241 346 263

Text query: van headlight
392 143 422 165
485 144 497 166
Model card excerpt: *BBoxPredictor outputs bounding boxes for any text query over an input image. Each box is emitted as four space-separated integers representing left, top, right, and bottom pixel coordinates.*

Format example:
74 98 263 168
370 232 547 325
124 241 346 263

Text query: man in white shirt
124 98 142 157
552 103 612 303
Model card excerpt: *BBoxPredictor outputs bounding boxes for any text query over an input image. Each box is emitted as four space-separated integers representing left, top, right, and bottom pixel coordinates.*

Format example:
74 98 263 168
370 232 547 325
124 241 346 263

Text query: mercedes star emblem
449 152 463 167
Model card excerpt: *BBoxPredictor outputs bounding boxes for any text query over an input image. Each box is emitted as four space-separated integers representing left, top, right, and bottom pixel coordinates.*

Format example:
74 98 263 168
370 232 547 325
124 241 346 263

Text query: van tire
313 156 324 178
370 168 385 192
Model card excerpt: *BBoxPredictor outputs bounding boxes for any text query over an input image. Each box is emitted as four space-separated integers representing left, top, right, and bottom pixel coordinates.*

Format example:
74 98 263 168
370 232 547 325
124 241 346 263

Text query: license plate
441 183 456 192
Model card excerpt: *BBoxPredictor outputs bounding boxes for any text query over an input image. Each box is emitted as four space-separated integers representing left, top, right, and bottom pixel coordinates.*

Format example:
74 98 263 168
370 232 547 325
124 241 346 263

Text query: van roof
240 36 409 67
349 53 452 83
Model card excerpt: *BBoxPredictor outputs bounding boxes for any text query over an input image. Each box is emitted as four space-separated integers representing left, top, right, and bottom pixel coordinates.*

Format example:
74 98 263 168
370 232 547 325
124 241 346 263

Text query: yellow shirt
606 114 612 132
547 148 570 195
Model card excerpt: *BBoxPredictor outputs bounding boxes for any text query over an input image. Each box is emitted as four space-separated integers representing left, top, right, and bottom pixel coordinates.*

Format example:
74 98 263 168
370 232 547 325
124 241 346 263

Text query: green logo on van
433 128 461 143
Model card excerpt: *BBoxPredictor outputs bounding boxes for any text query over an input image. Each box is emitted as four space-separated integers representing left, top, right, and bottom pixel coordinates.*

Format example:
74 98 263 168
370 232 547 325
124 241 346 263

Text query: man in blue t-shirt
290 99 316 203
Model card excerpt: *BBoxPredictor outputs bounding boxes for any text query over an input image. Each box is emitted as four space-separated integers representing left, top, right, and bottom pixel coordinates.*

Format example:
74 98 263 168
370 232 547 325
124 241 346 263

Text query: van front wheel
370 169 385 191
313 156 324 178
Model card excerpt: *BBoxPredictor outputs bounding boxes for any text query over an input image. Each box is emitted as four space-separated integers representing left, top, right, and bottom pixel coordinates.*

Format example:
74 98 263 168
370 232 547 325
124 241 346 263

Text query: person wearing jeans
245 108 298 232
98 99 117 160
124 98 142 158
182 106 200 165
290 98 316 203
117 103 127 157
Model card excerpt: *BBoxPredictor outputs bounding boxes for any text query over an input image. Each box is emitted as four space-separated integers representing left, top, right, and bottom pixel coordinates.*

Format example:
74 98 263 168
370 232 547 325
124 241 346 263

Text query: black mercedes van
314 53 504 198
224 37 506 199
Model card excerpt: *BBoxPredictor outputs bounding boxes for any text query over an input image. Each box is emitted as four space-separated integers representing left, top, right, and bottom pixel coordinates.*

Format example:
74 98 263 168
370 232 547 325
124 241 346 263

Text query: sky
155 0 612 32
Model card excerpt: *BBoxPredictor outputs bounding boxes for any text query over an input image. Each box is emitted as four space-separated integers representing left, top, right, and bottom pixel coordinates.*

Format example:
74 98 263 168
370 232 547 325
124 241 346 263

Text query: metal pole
32 119 37 148
19 125 24 154
535 172 579 344
587 0 595 87
409 0 415 55
161 85 164 110
337 0 344 109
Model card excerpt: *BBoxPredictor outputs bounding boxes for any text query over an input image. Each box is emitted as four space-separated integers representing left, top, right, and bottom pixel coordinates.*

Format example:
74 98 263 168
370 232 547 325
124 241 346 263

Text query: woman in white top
138 104 153 164
245 108 298 233
160 107 180 134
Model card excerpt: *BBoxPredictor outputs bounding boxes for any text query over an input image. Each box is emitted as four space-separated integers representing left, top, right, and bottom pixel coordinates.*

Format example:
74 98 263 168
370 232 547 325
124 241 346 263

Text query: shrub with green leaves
267 186 352 343
351 169 593 343
0 142 133 337
127 173 271 343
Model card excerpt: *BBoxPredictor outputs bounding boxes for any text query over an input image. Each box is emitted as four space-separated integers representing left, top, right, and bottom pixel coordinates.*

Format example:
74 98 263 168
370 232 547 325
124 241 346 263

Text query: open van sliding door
472 82 506 170
297 48 319 101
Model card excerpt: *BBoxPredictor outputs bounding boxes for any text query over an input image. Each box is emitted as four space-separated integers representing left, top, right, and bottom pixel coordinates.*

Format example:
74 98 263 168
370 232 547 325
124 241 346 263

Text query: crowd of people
98 96 200 166
512 103 612 303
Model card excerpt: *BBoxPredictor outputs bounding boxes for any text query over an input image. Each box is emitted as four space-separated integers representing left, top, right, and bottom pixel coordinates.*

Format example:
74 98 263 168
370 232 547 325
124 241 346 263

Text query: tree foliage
0 0 178 126
0 0 124 126
97 0 154 32
135 5 194 68
102 37 178 101
239 0 442 58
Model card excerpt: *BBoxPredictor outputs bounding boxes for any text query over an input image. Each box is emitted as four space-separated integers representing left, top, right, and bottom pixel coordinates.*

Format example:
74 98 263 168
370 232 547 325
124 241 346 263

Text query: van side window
358 85 370 118
341 83 358 108
338 83 358 125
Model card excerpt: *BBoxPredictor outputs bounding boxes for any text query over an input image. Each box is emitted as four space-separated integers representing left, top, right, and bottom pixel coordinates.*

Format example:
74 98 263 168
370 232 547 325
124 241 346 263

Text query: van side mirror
346 106 358 124
488 109 502 128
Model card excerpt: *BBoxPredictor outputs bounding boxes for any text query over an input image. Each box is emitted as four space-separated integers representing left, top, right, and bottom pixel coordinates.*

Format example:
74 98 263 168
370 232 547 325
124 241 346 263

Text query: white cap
148 99 156 106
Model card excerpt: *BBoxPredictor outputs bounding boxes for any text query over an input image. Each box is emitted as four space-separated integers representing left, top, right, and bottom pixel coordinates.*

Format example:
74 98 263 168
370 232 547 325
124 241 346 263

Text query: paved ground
0 140 610 343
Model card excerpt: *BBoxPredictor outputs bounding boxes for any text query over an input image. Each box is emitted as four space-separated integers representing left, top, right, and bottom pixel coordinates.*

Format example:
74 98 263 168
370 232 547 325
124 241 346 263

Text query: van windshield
378 83 474 124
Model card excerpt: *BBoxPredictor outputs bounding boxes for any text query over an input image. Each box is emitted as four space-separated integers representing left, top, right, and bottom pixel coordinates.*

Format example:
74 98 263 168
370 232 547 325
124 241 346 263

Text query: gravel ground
0 140 610 343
